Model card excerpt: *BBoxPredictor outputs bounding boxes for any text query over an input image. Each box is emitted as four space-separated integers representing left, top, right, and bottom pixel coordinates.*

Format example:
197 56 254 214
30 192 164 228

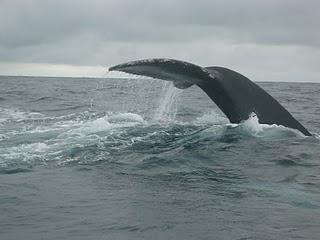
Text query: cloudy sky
0 0 319 81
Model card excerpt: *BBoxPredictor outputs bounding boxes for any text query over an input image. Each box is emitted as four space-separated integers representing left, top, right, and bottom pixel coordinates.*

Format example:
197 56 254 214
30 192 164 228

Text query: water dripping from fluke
153 82 182 126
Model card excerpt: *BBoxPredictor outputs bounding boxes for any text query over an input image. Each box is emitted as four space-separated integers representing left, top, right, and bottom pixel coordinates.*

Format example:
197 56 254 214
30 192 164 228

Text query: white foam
0 107 44 121
0 142 49 163
56 112 146 139
240 112 263 135
237 112 305 138
108 112 145 124
0 110 145 166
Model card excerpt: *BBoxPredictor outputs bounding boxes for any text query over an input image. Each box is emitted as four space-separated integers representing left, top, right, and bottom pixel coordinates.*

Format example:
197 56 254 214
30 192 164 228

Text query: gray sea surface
0 75 320 240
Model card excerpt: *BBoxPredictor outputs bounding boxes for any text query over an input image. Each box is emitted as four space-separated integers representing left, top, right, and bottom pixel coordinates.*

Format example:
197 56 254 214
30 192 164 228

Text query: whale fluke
109 58 311 136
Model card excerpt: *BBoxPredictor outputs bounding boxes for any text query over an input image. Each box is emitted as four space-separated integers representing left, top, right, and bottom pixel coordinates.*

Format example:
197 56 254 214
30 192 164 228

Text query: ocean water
0 75 320 240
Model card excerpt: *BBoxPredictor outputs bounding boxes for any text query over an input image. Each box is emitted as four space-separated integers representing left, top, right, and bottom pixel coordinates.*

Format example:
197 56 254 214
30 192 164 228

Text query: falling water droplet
153 82 182 125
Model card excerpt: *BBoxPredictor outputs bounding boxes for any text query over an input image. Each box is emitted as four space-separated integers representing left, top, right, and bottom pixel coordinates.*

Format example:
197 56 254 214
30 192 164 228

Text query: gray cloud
0 0 319 81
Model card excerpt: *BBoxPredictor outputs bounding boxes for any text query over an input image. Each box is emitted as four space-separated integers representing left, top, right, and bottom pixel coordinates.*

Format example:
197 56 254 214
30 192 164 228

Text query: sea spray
104 71 184 122
153 82 182 125
104 71 163 117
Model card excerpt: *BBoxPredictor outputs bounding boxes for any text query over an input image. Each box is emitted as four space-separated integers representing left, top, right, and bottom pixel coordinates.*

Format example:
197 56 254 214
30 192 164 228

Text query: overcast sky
0 0 319 81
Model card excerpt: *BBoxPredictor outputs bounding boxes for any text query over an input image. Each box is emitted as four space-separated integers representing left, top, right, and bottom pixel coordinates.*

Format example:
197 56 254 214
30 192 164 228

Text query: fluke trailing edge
109 58 311 136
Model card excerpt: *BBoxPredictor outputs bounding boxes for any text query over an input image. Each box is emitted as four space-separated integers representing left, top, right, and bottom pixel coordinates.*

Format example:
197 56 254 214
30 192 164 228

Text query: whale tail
109 58 311 136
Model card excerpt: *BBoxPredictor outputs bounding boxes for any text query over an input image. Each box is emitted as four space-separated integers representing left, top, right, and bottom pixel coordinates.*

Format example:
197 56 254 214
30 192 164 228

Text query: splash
240 112 263 135
0 109 148 168
236 112 305 138
102 72 184 122
153 82 182 125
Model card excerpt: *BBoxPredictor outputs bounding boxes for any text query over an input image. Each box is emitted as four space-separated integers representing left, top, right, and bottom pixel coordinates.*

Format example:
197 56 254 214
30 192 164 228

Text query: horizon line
0 74 318 84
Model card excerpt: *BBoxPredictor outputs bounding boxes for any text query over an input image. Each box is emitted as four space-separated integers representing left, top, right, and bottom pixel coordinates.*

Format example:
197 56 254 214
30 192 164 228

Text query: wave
0 107 44 121
0 107 314 173
28 96 61 103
